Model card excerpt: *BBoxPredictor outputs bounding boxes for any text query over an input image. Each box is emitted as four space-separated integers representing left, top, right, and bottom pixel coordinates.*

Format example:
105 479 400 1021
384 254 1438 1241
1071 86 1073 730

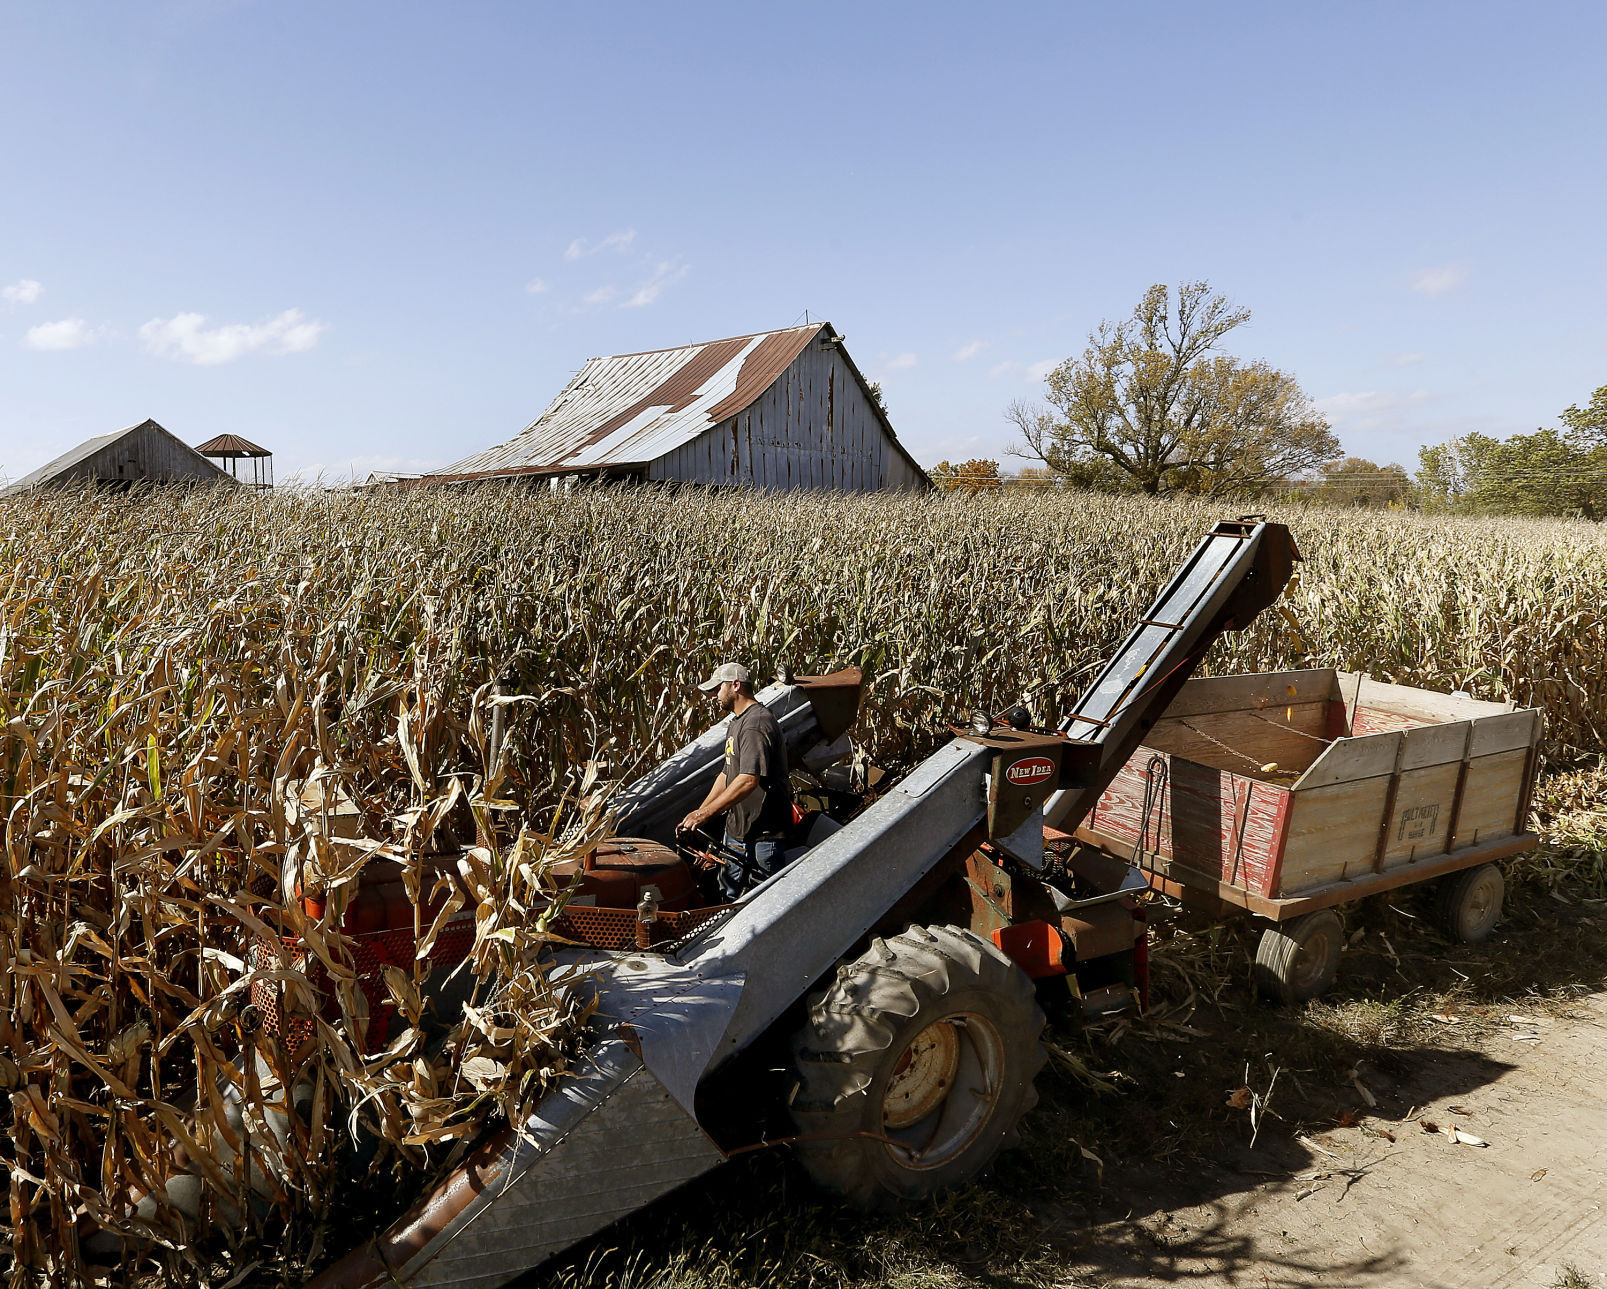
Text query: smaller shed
197 434 275 492
2 420 236 496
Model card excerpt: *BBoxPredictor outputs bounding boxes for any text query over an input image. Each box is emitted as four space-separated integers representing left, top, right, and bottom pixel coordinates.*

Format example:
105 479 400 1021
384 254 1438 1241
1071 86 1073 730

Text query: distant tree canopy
1413 380 1607 520
929 458 1002 494
1417 429 1607 520
1309 457 1412 508
1010 282 1339 497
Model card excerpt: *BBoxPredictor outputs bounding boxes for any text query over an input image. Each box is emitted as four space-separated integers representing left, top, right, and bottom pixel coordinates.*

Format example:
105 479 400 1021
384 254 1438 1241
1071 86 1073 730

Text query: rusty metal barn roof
429 323 831 480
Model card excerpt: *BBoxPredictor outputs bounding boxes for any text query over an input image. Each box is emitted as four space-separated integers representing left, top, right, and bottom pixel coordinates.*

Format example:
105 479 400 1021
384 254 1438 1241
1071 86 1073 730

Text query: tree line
929 282 1606 520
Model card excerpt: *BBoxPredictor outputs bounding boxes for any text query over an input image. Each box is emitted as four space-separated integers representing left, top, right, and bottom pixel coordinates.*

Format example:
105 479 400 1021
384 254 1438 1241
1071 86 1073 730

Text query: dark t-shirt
722 702 791 842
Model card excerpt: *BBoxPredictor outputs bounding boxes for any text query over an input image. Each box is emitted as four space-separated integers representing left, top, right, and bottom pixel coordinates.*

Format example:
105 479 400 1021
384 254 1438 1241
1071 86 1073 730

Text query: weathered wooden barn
1 419 236 496
425 323 930 491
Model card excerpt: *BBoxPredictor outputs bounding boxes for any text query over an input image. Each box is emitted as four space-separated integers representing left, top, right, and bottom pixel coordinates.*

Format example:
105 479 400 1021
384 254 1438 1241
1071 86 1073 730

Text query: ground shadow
513 888 1604 1289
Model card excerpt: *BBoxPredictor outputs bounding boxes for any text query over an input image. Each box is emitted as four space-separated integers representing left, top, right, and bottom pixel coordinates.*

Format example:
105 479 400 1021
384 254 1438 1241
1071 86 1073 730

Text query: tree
867 381 888 414
929 459 1002 495
1309 457 1412 508
1009 282 1339 496
1013 465 1058 488
1561 381 1607 446
1415 430 1607 520
1414 436 1492 512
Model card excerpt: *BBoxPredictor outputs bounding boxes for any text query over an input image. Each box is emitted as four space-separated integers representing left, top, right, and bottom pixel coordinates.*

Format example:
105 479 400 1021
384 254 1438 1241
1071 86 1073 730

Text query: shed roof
428 323 920 482
1 419 232 496
196 433 271 458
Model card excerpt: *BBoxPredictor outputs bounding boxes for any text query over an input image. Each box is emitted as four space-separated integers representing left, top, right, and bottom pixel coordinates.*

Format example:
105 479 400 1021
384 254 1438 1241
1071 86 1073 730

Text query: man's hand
677 810 706 835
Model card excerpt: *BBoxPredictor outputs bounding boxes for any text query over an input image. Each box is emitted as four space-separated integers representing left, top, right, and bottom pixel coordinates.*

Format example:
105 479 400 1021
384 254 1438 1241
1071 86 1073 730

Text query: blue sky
2 2 1603 483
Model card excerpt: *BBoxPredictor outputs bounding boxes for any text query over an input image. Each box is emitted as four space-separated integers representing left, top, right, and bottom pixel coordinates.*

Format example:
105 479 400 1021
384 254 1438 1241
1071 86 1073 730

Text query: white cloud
3 279 42 307
139 308 326 365
623 260 688 308
565 229 636 261
882 353 918 372
1390 351 1427 366
1314 389 1432 435
1409 264 1469 297
983 357 1060 383
525 278 549 294
582 285 618 306
1315 390 1429 416
953 339 989 361
22 317 98 350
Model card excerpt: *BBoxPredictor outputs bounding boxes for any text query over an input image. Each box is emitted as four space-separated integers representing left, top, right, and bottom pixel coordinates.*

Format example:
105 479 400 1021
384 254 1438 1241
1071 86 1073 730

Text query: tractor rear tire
1436 863 1504 943
787 924 1046 1210
1253 910 1344 1005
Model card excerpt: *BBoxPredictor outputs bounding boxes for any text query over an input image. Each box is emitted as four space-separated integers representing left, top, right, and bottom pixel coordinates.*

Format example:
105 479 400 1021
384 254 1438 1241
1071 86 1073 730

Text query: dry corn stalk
0 480 1603 1283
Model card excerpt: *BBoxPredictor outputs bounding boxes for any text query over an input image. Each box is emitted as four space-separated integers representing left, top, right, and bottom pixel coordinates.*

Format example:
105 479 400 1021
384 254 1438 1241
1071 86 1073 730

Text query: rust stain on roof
570 335 752 459
703 329 818 425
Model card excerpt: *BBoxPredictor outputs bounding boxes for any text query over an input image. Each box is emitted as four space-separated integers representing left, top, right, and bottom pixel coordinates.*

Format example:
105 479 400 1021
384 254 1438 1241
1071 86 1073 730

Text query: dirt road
1078 992 1607 1288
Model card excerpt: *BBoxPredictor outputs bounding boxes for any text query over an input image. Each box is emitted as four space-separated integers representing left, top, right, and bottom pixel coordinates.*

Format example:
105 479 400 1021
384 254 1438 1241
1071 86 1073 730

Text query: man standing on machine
677 663 792 900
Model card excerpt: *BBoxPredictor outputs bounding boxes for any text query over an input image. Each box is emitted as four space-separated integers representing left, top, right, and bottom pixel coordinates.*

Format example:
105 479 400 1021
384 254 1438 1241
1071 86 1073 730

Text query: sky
1 2 1604 484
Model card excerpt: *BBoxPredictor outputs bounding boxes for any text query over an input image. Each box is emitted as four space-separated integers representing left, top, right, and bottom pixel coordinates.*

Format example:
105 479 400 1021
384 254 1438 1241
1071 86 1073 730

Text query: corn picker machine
238 518 1298 1287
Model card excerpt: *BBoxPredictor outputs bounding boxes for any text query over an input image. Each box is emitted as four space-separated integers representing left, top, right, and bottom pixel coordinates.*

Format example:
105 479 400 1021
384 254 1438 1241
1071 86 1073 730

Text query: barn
1 419 235 496
425 322 930 491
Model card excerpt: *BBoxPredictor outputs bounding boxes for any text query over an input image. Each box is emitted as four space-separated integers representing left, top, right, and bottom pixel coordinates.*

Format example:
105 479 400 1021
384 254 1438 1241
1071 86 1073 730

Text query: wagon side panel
1167 760 1288 897
1085 753 1289 898
1454 748 1534 850
1278 779 1390 891
1085 753 1175 860
1375 720 1471 868
1379 762 1462 864
1148 706 1331 775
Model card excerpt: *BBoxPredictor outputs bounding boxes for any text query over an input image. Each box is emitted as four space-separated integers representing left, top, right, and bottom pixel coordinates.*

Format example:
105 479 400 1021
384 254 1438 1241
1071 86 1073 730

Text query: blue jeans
719 833 781 902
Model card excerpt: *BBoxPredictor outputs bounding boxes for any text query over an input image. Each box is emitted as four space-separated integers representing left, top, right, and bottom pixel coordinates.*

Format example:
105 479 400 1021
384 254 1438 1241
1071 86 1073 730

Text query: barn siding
646 341 926 491
73 423 227 485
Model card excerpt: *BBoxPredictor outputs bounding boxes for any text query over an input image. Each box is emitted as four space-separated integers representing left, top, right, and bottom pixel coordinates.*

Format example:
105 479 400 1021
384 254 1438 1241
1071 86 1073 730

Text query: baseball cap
697 662 751 692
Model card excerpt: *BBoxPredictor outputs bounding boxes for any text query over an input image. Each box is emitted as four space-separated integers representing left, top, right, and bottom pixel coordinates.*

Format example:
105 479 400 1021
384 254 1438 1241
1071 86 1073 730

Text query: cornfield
1 483 1603 1286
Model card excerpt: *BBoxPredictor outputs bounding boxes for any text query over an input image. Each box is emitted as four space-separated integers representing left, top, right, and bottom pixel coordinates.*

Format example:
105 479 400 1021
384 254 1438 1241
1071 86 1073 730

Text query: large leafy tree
1009 282 1338 496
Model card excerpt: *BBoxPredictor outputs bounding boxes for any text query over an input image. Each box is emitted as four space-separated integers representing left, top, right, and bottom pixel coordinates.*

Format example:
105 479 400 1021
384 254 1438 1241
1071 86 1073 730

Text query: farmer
677 662 792 900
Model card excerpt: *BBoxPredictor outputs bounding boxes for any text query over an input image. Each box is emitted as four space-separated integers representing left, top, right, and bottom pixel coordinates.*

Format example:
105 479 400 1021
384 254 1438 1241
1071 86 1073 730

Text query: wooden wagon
1071 669 1543 1001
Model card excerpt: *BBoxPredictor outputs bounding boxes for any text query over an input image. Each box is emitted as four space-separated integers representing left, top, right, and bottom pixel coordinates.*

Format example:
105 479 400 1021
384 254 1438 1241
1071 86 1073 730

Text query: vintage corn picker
235 516 1298 1288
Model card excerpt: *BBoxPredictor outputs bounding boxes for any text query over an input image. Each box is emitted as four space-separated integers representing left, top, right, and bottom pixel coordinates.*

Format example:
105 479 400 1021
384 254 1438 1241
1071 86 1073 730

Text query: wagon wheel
1435 863 1504 943
1253 909 1344 1005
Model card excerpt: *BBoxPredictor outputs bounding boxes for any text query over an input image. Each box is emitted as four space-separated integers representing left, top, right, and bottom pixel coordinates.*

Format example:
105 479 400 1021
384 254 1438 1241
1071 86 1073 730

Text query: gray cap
697 662 751 692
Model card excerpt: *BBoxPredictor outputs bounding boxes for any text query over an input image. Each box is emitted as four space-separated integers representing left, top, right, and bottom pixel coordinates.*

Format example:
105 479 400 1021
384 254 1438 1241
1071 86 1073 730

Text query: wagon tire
1436 863 1504 943
787 924 1046 1210
1253 910 1344 1004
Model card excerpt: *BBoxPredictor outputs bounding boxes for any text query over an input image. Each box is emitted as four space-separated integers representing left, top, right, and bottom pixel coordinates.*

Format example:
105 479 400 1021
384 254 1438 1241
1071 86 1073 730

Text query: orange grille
249 922 476 1054
547 905 729 950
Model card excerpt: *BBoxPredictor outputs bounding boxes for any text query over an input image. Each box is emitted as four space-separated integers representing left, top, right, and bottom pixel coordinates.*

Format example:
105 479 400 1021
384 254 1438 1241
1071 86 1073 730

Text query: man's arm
678 771 726 835
679 773 757 834
697 771 728 812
